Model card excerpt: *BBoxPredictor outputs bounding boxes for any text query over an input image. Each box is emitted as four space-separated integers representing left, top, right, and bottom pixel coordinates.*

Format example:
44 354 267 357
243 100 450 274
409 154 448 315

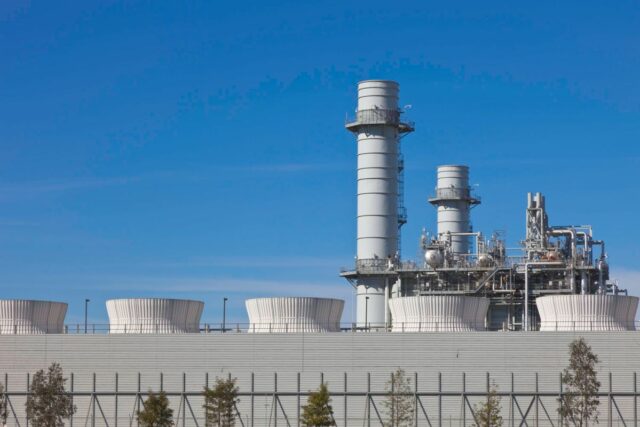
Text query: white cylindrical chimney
428 165 480 254
356 80 400 260
346 80 413 327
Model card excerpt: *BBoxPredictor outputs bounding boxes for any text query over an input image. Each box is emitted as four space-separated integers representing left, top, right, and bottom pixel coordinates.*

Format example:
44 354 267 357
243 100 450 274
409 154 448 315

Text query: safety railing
340 257 398 274
428 187 481 202
532 320 639 332
3 320 638 335
346 108 400 126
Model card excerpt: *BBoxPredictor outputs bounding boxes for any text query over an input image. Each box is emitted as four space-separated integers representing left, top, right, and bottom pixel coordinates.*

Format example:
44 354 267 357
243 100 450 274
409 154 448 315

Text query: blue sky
1 1 639 326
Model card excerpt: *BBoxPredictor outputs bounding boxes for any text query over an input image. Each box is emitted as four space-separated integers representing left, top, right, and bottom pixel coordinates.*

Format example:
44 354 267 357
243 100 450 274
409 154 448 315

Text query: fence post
438 372 442 427
274 372 278 427
634 372 637 427
367 372 371 427
182 373 186 427
92 373 96 427
115 373 118 427
26 372 29 427
535 372 539 427
297 372 300 427
414 372 418 427
70 373 73 427
137 372 141 427
344 373 347 427
609 372 613 427
251 372 254 427
511 372 515 427
462 372 466 427
485 370 491 424
3 373 7 427
391 371 395 426
558 372 563 427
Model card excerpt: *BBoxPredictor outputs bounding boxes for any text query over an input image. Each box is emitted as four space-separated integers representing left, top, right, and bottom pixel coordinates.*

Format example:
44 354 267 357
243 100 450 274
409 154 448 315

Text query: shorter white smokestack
428 165 480 254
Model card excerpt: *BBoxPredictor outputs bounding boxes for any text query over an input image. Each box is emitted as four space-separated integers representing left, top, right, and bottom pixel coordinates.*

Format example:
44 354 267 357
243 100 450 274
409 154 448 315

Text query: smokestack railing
428 187 481 203
346 108 400 126
345 108 414 132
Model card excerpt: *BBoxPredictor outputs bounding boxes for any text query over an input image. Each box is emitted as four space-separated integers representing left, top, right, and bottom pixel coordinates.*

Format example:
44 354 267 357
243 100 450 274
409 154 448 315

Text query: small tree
203 376 239 427
471 384 503 427
300 382 335 427
383 368 414 427
558 337 601 427
137 390 174 427
0 383 7 426
25 362 76 427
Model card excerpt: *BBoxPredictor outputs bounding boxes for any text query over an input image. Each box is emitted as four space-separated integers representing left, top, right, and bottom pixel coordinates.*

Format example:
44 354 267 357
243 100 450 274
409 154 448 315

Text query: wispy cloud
219 163 350 173
75 275 351 297
0 219 40 227
0 163 348 201
156 255 348 269
610 268 640 296
0 175 148 199
1 177 131 193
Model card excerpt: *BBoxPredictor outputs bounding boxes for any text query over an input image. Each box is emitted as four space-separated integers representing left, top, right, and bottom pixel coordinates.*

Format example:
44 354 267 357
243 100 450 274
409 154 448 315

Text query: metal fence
1 321 639 335
1 371 637 427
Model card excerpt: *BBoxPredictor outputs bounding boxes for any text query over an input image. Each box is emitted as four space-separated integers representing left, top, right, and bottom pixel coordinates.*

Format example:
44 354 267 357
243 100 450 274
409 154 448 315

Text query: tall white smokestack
428 165 480 254
346 80 413 327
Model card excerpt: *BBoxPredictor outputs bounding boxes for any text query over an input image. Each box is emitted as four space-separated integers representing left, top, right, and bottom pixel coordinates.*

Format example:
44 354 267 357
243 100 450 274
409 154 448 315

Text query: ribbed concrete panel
2 333 640 426
0 300 67 334
537 295 639 331
106 299 203 333
389 296 489 331
246 297 344 332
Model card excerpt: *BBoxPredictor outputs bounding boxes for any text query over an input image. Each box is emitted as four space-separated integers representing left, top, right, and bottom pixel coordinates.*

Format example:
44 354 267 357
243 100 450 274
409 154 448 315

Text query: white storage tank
0 300 67 334
246 297 344 333
389 296 489 332
536 295 638 331
106 298 204 334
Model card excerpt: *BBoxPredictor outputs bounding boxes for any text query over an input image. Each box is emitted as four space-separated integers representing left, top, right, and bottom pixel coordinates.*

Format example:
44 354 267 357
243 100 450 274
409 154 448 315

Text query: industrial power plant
340 80 638 333
1 80 639 426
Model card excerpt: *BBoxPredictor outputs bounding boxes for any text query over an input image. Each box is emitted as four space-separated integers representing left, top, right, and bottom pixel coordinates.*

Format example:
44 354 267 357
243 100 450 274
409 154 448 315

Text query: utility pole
84 299 90 334
365 296 369 331
222 297 228 333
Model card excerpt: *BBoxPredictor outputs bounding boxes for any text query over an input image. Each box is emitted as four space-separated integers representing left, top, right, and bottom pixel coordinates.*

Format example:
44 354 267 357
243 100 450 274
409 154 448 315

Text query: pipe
446 231 482 256
384 278 390 328
576 231 591 264
521 261 564 331
524 264 529 331
580 271 589 295
551 226 593 262
598 263 605 294
548 229 577 262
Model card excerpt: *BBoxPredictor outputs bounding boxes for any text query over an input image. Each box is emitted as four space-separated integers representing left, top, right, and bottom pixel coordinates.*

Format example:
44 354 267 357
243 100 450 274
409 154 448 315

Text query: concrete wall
1 332 639 426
